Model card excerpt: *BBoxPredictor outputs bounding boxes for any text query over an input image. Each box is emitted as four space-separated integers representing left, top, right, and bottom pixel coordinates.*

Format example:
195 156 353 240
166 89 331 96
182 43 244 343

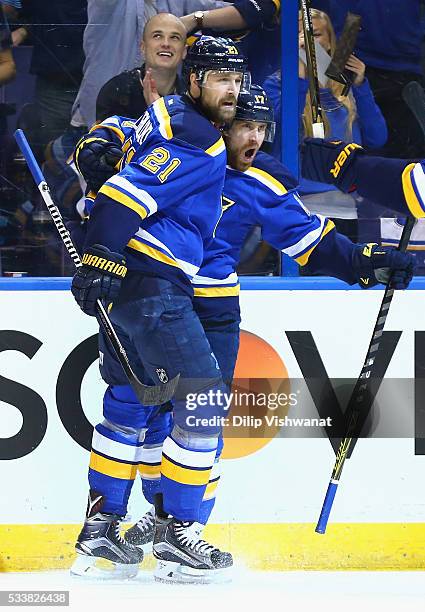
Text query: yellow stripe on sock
89 451 138 480
161 456 211 486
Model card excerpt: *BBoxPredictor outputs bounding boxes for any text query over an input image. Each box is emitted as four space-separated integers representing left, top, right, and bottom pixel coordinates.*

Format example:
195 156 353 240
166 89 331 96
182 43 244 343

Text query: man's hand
301 138 364 192
352 243 415 290
142 68 160 106
71 245 127 316
74 137 122 193
11 27 28 47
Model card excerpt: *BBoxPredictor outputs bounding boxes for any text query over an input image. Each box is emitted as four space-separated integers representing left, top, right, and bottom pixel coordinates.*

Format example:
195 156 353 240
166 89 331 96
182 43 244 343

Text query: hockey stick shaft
14 129 179 406
315 215 415 534
300 0 325 137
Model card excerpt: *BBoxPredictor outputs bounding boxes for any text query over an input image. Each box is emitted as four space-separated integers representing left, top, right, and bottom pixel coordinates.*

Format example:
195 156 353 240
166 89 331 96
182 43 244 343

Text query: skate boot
70 491 143 579
124 506 155 554
153 514 233 584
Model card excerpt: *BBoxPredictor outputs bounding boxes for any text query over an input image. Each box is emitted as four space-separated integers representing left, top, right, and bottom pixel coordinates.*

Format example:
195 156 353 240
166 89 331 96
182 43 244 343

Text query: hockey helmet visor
234 84 276 142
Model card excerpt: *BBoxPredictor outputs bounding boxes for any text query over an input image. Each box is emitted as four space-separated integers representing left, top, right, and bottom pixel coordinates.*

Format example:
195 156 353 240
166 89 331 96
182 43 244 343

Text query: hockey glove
71 244 127 316
74 137 122 192
352 243 415 290
301 138 363 192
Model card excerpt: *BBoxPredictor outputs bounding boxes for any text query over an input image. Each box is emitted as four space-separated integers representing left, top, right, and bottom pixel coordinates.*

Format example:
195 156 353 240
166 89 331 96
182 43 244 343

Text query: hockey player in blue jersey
74 83 414 582
69 36 250 582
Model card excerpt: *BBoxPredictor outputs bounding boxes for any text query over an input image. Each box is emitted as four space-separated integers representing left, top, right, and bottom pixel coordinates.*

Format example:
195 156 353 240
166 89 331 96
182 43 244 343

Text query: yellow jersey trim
138 463 161 478
205 137 226 157
161 456 211 486
246 166 288 195
402 163 425 219
157 97 173 140
193 285 240 298
186 35 198 46
89 451 137 480
295 219 336 266
203 479 219 501
127 238 180 269
99 185 148 220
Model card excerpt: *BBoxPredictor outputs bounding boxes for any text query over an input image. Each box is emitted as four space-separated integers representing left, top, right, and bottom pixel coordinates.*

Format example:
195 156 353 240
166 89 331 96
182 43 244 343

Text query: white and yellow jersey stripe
402 162 425 219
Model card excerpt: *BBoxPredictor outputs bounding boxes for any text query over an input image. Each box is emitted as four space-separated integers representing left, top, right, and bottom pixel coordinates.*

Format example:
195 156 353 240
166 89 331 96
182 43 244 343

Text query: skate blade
70 553 139 580
154 560 232 585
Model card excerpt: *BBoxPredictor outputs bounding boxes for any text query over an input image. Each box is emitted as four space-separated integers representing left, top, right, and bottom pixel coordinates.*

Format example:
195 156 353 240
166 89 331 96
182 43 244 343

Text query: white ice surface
0 569 424 612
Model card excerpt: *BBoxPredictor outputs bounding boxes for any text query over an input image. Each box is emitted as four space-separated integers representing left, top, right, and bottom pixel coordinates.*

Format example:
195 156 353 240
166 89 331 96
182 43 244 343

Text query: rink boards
1 277 425 571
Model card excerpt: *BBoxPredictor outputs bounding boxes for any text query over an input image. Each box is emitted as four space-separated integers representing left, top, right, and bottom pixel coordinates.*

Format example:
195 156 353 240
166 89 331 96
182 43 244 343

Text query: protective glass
200 69 251 95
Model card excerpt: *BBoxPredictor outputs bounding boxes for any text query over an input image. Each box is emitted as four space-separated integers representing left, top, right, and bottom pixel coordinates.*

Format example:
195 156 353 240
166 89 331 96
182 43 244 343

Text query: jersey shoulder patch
150 95 225 156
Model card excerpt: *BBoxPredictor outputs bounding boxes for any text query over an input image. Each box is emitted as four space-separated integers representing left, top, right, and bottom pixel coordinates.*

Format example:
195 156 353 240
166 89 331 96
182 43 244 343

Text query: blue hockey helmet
234 84 276 142
184 35 250 92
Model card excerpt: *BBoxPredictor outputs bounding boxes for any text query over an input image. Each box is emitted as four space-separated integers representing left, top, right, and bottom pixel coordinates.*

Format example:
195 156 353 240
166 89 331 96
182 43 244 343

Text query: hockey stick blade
315 215 415 534
402 81 425 141
14 128 179 406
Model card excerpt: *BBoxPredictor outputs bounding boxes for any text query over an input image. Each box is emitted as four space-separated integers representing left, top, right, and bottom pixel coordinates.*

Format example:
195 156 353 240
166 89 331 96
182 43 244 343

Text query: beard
224 143 246 171
200 95 237 126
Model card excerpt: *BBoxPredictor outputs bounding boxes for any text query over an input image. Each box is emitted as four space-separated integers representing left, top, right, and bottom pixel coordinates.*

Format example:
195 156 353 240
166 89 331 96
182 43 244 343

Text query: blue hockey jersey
83 95 227 294
192 152 341 319
80 117 360 323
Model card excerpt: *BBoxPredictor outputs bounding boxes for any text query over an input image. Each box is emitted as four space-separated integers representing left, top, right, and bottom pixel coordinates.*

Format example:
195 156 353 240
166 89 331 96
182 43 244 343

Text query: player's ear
182 45 187 61
140 39 146 57
189 72 201 99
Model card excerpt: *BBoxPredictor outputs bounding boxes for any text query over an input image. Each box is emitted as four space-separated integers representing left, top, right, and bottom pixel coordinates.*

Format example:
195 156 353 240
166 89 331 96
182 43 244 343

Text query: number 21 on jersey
141 147 181 183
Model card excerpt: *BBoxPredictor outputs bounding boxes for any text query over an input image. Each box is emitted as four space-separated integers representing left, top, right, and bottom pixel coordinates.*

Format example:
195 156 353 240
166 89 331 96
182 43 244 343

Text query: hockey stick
325 12 362 97
14 128 179 406
315 215 415 534
402 81 425 141
299 0 325 137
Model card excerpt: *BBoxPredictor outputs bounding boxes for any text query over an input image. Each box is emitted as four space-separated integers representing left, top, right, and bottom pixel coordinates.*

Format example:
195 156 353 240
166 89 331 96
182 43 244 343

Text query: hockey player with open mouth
73 80 415 583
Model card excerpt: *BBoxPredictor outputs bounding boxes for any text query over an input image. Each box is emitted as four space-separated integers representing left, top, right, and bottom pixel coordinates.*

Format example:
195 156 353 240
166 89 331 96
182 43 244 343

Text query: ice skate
124 506 156 553
70 491 143 579
153 513 232 584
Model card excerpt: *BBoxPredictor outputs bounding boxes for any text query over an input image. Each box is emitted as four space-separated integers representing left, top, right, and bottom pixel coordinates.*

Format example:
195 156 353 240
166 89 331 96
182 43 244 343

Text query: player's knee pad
99 418 145 441
103 384 160 430
170 423 218 452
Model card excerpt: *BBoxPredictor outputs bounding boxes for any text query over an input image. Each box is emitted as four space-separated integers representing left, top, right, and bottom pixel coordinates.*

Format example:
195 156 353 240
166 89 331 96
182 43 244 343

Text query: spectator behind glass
180 0 280 86
312 0 425 158
0 4 16 86
96 13 187 122
42 13 187 245
70 0 231 132
264 8 388 243
11 0 87 155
